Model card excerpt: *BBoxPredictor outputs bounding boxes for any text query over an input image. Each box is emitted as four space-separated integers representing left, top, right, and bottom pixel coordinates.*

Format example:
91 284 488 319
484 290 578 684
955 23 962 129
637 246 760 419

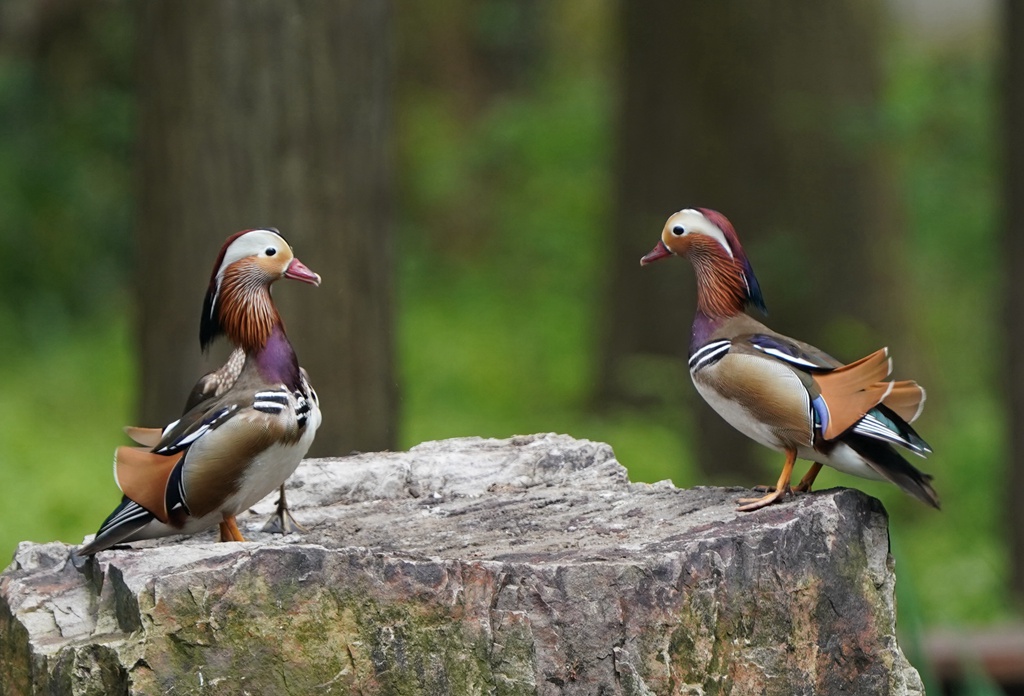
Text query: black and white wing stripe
747 334 834 372
852 406 931 456
298 371 318 429
689 340 731 372
253 383 317 430
295 393 311 428
252 388 290 414
96 498 152 537
154 405 238 455
77 496 155 556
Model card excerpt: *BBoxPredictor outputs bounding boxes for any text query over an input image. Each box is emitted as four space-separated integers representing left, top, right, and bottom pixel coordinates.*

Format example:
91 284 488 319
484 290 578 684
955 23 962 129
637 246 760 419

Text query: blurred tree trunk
135 0 396 457
597 0 903 482
396 0 543 258
1004 0 1024 604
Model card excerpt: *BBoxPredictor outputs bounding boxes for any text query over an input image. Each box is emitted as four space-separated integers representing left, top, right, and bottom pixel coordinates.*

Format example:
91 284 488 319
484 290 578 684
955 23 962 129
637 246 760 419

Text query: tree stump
1 434 924 695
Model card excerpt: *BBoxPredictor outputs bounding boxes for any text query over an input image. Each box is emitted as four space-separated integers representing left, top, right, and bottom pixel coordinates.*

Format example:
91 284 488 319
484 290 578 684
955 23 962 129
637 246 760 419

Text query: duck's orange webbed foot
737 486 791 511
736 448 797 512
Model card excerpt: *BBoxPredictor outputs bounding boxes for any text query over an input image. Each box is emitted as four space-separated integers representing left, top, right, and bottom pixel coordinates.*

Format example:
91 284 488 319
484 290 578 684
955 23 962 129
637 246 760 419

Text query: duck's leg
792 463 823 493
261 485 307 534
219 514 246 542
751 462 823 495
737 448 797 511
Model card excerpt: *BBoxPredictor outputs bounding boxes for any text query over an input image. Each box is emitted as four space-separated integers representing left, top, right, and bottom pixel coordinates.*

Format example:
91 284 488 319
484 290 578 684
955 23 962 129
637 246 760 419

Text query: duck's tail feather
76 496 155 556
847 434 940 509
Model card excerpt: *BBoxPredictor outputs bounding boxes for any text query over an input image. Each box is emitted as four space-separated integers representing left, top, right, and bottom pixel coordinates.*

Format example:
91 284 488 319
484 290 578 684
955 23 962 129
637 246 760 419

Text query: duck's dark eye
265 247 277 256
672 225 685 236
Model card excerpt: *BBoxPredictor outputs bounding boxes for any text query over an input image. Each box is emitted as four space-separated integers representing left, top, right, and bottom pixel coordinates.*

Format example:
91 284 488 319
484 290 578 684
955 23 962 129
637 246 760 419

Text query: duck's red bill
640 240 672 266
284 257 322 286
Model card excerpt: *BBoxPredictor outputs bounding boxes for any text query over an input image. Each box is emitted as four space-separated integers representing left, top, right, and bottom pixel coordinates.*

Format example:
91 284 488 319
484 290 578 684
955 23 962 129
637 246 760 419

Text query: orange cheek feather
661 233 693 257
255 253 292 278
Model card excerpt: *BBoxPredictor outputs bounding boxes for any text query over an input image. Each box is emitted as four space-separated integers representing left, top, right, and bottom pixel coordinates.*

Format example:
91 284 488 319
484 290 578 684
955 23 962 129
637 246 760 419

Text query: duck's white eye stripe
674 209 734 258
218 230 287 277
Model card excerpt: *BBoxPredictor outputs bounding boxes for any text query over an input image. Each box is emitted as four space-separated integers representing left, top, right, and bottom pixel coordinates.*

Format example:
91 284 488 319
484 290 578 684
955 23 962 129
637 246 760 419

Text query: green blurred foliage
0 315 131 559
883 39 1008 625
0 4 136 555
0 5 1014 668
395 0 694 483
0 4 134 334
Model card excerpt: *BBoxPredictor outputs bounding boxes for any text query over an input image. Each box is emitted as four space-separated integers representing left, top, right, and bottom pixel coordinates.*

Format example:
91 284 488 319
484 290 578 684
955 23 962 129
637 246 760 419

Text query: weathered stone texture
0 433 923 695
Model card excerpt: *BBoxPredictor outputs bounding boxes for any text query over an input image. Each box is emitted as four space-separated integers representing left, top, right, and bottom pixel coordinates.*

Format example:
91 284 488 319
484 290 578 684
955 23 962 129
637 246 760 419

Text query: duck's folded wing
178 408 289 518
111 403 242 524
152 404 239 455
123 350 248 450
747 335 928 448
745 333 840 371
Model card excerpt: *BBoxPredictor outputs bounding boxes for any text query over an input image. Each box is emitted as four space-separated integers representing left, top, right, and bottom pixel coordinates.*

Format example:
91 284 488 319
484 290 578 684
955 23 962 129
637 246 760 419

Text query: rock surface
1 433 923 696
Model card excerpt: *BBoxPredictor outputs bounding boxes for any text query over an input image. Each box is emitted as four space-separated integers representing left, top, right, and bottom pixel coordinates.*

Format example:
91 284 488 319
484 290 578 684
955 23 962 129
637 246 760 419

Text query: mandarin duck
641 208 938 511
123 348 312 534
78 229 322 555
